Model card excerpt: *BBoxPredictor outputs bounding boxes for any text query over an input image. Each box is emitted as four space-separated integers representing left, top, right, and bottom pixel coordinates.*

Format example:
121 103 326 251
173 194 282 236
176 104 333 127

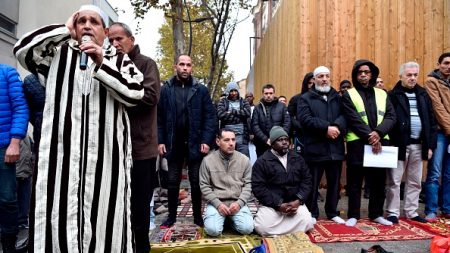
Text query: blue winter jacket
0 64 29 148
157 76 217 161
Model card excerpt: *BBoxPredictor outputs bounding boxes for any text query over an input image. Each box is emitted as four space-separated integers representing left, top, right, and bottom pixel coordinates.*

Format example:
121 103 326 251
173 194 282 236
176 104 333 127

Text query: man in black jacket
109 22 161 253
298 66 346 224
158 55 217 228
251 84 290 157
252 126 314 236
385 61 437 224
342 59 396 227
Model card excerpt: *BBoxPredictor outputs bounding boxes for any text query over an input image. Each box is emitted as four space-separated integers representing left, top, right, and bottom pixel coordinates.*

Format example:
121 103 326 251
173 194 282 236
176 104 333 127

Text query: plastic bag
430 236 450 253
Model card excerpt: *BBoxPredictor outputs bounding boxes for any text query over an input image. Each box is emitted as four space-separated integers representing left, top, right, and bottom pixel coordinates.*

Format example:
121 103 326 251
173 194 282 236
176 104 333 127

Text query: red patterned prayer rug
154 223 202 243
177 201 260 217
403 216 450 237
308 219 434 243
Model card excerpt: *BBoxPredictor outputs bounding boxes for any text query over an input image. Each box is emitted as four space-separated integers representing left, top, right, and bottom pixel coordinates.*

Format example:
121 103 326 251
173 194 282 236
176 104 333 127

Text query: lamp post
249 36 261 71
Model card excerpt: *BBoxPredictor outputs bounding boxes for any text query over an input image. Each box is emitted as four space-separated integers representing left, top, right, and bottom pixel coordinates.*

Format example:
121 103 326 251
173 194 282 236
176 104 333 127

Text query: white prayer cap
79 5 108 26
313 66 330 77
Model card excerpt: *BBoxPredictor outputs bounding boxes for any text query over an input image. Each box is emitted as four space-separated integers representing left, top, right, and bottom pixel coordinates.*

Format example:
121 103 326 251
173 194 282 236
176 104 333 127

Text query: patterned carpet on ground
176 201 259 218
308 218 435 243
402 216 450 237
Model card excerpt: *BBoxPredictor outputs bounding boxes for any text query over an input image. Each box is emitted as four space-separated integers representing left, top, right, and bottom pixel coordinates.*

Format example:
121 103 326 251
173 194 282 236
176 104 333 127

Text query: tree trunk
171 0 185 63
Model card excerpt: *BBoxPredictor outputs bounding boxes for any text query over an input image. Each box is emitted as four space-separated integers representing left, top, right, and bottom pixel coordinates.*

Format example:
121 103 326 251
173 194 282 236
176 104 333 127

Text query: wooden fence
251 0 450 100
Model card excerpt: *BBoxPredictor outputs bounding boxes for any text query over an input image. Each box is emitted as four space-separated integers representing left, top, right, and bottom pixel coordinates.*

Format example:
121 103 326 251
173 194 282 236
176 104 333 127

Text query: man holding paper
386 62 437 224
341 60 396 227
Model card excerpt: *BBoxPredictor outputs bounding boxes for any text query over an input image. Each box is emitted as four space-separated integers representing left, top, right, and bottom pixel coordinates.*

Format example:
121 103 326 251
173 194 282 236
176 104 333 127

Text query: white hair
399 61 420 76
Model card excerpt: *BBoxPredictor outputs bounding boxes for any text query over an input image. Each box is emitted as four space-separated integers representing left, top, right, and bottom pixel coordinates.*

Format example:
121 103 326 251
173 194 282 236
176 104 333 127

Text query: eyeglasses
357 70 371 75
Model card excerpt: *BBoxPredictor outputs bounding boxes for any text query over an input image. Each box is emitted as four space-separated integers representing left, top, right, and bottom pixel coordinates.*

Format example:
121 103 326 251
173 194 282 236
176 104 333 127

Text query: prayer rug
177 201 259 218
152 223 202 243
263 232 324 253
151 234 260 253
308 219 434 243
403 216 450 237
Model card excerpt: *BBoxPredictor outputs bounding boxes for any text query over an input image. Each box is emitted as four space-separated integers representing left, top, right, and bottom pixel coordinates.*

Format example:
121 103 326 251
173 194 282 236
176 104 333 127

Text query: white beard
315 84 331 93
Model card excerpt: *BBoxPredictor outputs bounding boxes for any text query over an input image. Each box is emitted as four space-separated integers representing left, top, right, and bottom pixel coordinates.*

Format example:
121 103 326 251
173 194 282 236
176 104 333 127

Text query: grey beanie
269 126 288 143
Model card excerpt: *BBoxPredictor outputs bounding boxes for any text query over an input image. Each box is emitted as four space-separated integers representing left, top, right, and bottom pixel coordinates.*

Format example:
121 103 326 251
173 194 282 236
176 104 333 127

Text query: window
0 14 17 36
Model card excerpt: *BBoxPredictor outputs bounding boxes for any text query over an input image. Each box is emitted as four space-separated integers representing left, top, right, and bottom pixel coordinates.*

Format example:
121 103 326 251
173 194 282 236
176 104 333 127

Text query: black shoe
386 216 399 224
1 234 17 253
160 218 176 229
361 244 393 253
16 237 28 253
194 216 204 227
410 216 428 223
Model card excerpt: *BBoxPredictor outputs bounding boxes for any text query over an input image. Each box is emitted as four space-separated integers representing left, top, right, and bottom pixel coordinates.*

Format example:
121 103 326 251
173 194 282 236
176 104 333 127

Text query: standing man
423 52 450 222
14 5 144 252
386 62 436 224
251 84 290 157
108 22 161 253
298 66 346 224
342 59 396 227
0 64 29 252
217 82 251 157
199 129 254 236
252 126 314 236
158 54 217 228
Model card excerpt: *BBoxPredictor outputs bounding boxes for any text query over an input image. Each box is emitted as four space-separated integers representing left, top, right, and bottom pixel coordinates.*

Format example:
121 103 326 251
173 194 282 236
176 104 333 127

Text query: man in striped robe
14 5 144 253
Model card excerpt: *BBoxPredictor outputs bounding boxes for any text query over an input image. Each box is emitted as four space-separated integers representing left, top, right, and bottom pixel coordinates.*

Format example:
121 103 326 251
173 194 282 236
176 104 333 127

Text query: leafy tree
130 0 251 99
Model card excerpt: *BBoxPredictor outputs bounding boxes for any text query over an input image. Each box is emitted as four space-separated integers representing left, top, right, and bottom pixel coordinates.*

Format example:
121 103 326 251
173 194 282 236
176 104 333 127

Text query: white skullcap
313 66 330 77
79 5 108 25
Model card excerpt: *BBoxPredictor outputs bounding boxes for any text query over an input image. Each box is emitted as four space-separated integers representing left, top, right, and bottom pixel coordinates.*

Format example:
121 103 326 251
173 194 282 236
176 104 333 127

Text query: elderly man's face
216 130 236 155
400 67 419 89
108 25 135 54
272 136 289 156
75 10 106 46
356 65 372 87
314 72 331 93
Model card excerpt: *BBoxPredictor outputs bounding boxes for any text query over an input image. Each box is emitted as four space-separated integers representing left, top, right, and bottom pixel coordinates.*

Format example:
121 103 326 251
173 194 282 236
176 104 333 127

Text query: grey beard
315 84 331 93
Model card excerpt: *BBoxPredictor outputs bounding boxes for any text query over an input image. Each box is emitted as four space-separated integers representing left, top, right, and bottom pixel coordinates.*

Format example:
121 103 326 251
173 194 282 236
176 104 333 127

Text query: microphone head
81 35 91 43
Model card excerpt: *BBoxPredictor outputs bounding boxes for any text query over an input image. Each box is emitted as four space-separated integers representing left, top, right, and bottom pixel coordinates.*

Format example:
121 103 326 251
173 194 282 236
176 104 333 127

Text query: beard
315 84 331 93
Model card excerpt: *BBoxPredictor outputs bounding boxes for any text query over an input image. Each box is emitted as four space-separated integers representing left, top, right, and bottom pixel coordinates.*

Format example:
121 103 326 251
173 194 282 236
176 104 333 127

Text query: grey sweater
199 149 252 208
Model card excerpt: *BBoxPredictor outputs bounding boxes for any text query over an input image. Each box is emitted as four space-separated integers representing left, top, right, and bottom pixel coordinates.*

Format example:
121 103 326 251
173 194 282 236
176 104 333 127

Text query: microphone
80 35 91 70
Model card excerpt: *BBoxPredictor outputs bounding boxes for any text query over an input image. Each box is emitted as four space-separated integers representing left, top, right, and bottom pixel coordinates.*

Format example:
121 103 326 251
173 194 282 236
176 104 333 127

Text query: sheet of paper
363 145 398 168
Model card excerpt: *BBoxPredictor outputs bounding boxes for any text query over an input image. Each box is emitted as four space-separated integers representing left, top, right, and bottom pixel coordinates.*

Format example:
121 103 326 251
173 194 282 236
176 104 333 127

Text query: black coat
388 82 437 160
298 87 346 162
251 98 291 144
157 76 217 161
252 150 312 209
342 60 396 166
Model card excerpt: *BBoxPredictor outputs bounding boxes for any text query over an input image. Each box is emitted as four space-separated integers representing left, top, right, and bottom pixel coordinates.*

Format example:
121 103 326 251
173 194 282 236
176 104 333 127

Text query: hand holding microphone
79 35 103 69
80 35 91 70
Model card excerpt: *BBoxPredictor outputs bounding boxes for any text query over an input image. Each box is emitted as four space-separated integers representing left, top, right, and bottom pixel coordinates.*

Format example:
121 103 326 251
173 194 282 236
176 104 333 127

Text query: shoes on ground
425 213 437 223
410 216 428 223
194 217 204 227
372 216 393 226
160 218 176 229
331 216 346 224
361 244 393 253
386 215 399 224
345 218 358 227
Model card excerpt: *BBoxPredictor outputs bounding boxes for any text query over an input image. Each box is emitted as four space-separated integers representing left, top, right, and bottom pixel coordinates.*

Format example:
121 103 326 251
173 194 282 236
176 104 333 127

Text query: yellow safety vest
346 87 389 142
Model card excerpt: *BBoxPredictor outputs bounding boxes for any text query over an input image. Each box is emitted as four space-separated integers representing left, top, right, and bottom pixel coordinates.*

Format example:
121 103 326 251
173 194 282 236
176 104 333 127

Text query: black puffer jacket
388 81 437 161
298 87 346 162
252 150 311 209
341 59 396 166
251 98 290 144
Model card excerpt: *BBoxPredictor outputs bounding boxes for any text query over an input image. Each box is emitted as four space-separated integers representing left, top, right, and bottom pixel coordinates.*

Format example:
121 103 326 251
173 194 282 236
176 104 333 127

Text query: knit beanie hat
269 126 288 143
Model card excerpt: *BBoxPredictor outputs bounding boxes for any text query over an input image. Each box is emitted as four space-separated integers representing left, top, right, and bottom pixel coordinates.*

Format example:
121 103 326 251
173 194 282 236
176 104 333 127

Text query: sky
108 0 256 81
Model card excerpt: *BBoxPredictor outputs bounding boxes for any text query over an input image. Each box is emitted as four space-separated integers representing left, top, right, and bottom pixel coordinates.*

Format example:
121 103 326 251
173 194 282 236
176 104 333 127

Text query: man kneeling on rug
252 126 315 236
200 128 254 236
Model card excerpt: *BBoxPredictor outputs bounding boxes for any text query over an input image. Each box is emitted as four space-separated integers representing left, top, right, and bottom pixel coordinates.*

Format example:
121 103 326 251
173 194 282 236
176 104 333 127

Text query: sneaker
410 216 428 223
160 218 176 229
331 216 346 224
194 217 204 227
425 213 437 223
373 216 393 226
386 216 399 224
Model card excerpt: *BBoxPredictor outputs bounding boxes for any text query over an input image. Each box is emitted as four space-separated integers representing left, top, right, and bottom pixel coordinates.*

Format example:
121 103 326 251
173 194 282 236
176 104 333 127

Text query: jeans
425 132 450 215
203 204 254 236
0 147 19 236
16 176 32 227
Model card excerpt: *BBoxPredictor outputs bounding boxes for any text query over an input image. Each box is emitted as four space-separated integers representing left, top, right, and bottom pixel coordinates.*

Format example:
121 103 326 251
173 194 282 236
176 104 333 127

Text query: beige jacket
425 70 450 135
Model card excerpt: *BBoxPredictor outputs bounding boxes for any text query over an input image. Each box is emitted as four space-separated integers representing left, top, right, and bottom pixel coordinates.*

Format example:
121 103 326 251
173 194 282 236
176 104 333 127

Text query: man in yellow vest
341 59 396 226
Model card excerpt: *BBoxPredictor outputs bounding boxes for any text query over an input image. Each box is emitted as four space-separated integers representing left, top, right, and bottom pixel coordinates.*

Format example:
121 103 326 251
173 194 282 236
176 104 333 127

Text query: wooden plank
398 0 406 64
445 0 450 52
423 0 433 75
317 0 327 66
404 0 415 62
388 0 399 83
366 0 375 61
414 0 425 85
310 0 318 68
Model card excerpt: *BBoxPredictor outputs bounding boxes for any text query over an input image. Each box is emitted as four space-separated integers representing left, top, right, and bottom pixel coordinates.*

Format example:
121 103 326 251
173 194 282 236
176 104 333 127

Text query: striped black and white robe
14 24 144 253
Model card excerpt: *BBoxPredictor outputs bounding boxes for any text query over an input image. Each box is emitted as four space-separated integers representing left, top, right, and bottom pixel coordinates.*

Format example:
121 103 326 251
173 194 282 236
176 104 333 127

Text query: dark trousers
0 147 19 237
306 160 342 219
254 139 269 157
167 145 202 221
16 176 32 227
131 158 156 253
347 164 387 220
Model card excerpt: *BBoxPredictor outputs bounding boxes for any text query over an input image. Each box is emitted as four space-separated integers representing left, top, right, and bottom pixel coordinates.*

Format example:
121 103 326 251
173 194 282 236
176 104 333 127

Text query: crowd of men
0 3 449 252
